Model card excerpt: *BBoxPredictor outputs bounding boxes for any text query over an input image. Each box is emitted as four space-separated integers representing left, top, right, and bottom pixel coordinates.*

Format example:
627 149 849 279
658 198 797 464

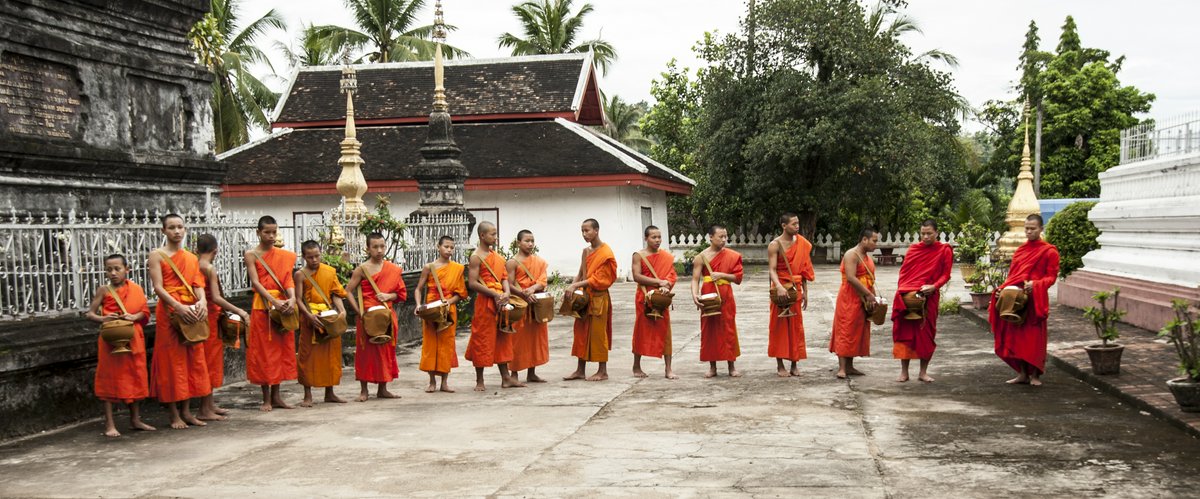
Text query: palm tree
275 24 343 71
599 94 652 152
311 0 468 63
497 0 617 74
188 0 285 153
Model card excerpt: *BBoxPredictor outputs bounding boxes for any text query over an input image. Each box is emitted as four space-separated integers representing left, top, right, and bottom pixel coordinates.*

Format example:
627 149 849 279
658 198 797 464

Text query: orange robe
632 249 677 358
355 261 407 383
248 247 298 386
94 281 150 404
510 255 550 371
573 243 617 362
768 236 815 362
419 262 467 374
890 241 953 360
830 256 875 358
202 274 225 388
150 249 211 403
298 264 348 387
466 251 513 367
699 248 743 362
991 239 1060 375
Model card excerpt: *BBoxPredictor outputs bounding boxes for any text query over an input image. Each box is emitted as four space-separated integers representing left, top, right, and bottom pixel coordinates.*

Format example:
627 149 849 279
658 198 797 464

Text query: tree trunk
798 210 818 242
1035 102 1043 196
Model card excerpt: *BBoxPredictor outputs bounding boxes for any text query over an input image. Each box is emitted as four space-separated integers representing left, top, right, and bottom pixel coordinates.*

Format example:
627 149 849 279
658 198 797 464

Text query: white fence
668 230 1001 264
1120 111 1200 164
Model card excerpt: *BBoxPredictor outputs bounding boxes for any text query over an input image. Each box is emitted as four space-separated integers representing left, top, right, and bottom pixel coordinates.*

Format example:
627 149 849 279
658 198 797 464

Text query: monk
243 216 298 412
345 232 408 401
891 219 953 383
690 224 744 378
767 213 815 377
992 214 1060 386
87 254 155 437
631 225 678 379
564 219 617 382
294 240 349 406
507 230 550 383
466 221 523 391
830 228 880 379
195 234 249 420
148 214 210 429
415 235 467 393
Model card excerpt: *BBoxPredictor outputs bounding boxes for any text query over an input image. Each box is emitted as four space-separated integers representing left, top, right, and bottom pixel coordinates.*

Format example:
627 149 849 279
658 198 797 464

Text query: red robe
830 257 874 358
355 261 407 383
991 239 1060 375
510 255 550 371
466 251 513 367
632 249 678 358
248 247 298 386
768 236 815 361
419 262 467 374
573 244 617 362
699 248 743 362
202 272 225 388
94 281 151 404
150 249 211 403
890 241 953 360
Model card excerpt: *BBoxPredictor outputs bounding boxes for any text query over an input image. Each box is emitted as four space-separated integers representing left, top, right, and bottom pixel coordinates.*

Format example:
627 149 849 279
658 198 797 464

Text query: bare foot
1006 376 1030 385
259 403 273 412
586 372 609 381
355 393 369 402
502 377 527 388
527 374 547 383
170 417 189 429
777 367 790 378
1029 377 1042 387
440 384 456 393
272 398 295 409
104 427 120 437
846 367 865 376
563 371 586 381
705 368 717 378
425 382 437 393
196 411 227 421
790 368 801 377
214 407 230 416
633 368 649 378
181 413 207 427
836 371 847 379
896 374 909 383
474 382 486 392
131 421 156 431
665 369 678 380
325 394 347 403
729 370 742 378
918 374 935 383
299 399 315 407
376 389 401 399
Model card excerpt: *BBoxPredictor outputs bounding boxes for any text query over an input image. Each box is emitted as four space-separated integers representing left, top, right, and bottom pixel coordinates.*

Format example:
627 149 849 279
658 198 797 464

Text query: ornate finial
1020 100 1032 174
433 0 447 43
335 51 367 217
432 0 448 112
996 99 1042 261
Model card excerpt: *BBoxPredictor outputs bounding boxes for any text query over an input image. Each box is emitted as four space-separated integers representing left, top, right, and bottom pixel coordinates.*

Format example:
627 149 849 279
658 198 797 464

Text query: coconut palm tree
188 0 285 153
599 94 652 152
311 0 468 63
275 24 343 71
497 0 617 74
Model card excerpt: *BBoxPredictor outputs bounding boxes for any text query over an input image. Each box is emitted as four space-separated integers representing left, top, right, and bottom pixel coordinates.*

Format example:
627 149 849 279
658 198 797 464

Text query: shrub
939 296 962 315
1084 288 1125 346
1159 300 1200 381
1044 201 1099 278
955 221 991 264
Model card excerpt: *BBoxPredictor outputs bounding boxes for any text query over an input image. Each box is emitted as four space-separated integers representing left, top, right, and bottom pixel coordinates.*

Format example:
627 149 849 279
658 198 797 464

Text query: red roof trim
221 174 692 198
272 111 577 130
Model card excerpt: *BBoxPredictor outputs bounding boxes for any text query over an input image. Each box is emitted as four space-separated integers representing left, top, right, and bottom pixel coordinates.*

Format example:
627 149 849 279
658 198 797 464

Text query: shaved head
477 221 496 236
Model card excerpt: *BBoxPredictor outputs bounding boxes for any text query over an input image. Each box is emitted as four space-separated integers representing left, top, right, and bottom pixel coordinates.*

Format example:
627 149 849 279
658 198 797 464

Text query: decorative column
995 102 1041 261
336 63 369 217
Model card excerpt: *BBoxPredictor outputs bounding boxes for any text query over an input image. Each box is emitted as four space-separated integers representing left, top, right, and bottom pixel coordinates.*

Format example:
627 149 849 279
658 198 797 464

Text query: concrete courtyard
2 264 1198 498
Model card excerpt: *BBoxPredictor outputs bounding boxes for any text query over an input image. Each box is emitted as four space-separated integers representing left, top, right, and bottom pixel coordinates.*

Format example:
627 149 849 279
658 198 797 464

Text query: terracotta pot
1166 378 1200 413
969 292 991 310
1083 344 1124 375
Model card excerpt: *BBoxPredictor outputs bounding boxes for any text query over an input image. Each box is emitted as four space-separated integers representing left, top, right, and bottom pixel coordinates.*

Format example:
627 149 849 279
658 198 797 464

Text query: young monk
690 224 744 378
767 213 815 377
891 219 953 383
87 254 155 437
564 219 617 382
507 230 550 383
148 214 210 429
831 228 880 379
415 236 467 393
466 222 524 391
195 234 249 420
243 216 298 411
631 225 678 379
992 214 1060 386
294 240 349 406
345 232 408 401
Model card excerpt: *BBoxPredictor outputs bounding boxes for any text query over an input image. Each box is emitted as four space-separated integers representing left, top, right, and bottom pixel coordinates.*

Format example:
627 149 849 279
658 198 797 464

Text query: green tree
598 94 651 152
642 60 703 232
275 23 342 70
497 0 617 74
188 0 286 153
311 0 468 64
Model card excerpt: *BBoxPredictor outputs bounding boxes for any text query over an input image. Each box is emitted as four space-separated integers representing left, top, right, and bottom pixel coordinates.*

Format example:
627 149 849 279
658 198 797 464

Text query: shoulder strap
515 257 538 284
701 252 717 277
854 250 877 294
476 252 501 283
425 263 447 303
638 251 662 280
157 250 199 301
357 264 391 311
105 285 130 315
252 251 288 291
780 237 800 280
301 268 333 307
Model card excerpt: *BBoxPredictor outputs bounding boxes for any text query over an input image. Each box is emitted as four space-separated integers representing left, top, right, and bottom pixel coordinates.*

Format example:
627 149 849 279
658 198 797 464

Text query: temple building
219 53 693 276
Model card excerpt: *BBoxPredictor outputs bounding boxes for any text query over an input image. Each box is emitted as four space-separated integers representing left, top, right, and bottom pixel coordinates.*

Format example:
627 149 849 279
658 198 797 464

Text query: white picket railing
668 230 1001 264
1120 111 1200 164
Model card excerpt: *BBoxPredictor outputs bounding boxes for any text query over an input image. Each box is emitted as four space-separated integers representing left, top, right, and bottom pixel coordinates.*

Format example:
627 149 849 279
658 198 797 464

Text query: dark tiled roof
274 54 588 123
221 120 692 186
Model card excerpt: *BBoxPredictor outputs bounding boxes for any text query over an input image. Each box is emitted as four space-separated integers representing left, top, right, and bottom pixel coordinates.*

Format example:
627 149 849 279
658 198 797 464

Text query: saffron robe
830 256 875 358
95 281 150 404
991 239 1060 375
202 272 225 389
631 249 677 358
355 261 407 383
419 261 467 374
699 248 743 362
767 236 815 362
510 255 550 371
573 244 617 362
466 251 513 367
248 247 298 386
890 241 953 360
298 264 348 387
150 249 211 403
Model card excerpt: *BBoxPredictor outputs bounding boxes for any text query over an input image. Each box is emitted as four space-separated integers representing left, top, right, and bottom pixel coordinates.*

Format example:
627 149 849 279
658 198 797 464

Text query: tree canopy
497 0 617 74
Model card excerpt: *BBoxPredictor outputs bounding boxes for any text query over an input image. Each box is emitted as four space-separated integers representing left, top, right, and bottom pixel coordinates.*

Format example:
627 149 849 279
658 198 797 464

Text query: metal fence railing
1120 111 1200 164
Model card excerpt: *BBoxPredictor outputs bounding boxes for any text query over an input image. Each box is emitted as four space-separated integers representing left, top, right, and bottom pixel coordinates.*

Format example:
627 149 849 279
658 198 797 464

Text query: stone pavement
2 264 1199 498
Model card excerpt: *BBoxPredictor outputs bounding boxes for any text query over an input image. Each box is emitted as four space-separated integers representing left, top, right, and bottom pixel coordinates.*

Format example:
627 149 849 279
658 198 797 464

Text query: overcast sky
243 0 1199 129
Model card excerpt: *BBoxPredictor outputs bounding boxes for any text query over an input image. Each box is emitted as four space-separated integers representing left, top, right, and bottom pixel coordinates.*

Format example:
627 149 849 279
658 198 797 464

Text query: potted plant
967 263 992 309
955 221 990 282
1082 288 1126 375
1160 300 1200 412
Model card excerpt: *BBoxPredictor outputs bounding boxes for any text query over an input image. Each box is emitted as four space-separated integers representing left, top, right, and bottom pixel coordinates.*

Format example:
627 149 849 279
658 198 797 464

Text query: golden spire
335 55 368 217
996 100 1041 261
432 0 448 113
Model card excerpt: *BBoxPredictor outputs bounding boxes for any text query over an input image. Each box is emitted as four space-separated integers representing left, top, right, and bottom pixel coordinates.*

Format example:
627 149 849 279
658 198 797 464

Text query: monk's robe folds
991 239 1059 375
767 236 815 362
298 263 348 387
356 261 407 383
203 276 225 388
890 241 953 360
248 247 298 386
150 249 210 403
573 244 617 362
420 262 467 374
95 281 151 404
466 251 513 367
830 256 875 358
631 249 677 358
699 249 743 362
510 255 550 371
